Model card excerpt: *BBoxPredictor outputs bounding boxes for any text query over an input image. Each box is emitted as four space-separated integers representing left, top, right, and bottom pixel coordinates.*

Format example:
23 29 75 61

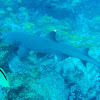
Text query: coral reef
0 41 10 67
2 67 67 100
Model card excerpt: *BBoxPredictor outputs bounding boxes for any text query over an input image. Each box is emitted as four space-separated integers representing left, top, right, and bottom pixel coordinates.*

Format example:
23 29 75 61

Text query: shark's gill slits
13 41 21 47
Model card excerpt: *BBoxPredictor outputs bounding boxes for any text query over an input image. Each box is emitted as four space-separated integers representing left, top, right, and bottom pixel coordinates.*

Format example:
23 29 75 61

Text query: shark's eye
13 41 21 46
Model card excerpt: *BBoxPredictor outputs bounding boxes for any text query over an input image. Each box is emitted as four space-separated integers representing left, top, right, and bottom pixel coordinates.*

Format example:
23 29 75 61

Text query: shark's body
1 31 100 67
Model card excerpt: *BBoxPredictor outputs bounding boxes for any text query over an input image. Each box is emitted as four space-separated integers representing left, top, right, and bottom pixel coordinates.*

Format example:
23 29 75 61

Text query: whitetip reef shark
0 30 100 68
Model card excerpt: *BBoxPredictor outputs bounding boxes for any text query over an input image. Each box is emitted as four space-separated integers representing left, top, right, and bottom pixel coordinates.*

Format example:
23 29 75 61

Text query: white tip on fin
46 30 58 42
53 30 56 32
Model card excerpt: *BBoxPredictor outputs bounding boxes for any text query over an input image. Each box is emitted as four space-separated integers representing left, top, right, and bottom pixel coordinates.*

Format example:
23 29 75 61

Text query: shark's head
0 32 22 46
0 33 12 44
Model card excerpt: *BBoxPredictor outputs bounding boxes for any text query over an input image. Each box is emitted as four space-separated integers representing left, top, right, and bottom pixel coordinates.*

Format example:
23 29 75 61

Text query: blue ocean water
0 0 100 100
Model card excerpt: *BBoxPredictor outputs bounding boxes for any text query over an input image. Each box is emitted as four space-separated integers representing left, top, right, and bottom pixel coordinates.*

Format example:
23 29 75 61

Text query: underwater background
0 0 100 100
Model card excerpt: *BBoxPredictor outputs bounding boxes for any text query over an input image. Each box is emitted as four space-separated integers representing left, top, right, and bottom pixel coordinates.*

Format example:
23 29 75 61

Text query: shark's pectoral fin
57 54 69 61
17 47 27 58
81 60 87 67
46 30 58 42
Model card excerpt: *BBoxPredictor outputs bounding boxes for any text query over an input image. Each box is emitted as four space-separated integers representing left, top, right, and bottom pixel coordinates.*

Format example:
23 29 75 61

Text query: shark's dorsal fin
46 30 58 42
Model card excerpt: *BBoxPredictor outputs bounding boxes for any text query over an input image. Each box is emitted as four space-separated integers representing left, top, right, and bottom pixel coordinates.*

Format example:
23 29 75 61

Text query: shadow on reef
21 0 77 20
7 85 44 100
